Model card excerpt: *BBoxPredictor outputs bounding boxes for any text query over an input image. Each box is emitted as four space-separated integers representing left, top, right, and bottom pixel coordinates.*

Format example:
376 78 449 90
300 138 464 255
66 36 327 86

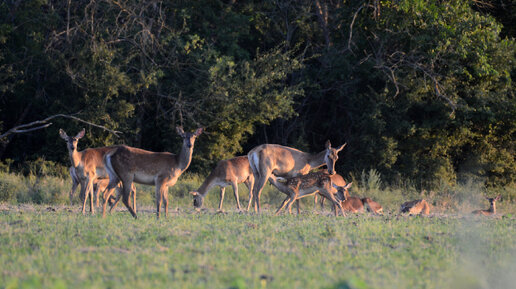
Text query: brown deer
400 199 430 215
472 195 501 216
247 140 346 213
60 129 134 214
68 166 130 208
313 173 347 210
268 171 344 216
190 156 254 211
335 183 365 213
102 127 203 219
335 183 383 214
362 197 383 214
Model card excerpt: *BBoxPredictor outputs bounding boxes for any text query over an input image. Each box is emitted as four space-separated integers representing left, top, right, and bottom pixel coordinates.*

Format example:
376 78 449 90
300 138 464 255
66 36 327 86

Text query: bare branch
0 113 122 142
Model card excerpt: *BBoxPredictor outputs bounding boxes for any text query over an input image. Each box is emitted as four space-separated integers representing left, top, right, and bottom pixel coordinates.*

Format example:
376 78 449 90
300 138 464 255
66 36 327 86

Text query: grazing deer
102 127 203 219
190 156 254 211
472 195 501 216
60 129 132 214
268 171 344 216
362 197 383 214
247 140 346 213
400 199 430 215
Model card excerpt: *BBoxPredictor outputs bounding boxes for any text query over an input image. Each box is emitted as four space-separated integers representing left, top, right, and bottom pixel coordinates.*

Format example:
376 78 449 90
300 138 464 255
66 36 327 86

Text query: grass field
1 204 515 289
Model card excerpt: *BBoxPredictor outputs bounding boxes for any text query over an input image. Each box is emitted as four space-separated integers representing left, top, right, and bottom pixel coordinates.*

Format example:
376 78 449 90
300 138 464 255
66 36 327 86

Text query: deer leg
163 185 169 218
231 182 242 211
296 200 301 215
275 196 291 215
132 184 136 213
251 171 271 213
155 183 163 219
320 189 344 217
109 186 122 212
80 180 91 215
69 178 78 206
244 179 254 212
101 179 119 218
121 184 137 219
320 196 325 211
218 187 225 211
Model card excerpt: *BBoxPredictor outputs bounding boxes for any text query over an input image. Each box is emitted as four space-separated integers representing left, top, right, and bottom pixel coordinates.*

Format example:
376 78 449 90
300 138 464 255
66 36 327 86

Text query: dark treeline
0 0 514 188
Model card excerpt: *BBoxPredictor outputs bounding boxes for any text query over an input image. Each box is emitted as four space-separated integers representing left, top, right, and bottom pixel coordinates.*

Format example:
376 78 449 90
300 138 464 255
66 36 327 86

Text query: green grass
0 206 515 289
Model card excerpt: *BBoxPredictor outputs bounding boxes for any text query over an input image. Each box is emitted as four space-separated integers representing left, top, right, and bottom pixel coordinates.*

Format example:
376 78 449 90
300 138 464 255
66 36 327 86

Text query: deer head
59 128 85 152
324 140 346 175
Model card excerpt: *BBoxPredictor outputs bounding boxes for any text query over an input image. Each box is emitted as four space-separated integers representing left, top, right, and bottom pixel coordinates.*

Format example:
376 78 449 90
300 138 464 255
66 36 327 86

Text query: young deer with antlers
60 129 134 214
247 140 346 213
268 171 345 216
102 127 203 219
472 195 501 216
190 156 254 211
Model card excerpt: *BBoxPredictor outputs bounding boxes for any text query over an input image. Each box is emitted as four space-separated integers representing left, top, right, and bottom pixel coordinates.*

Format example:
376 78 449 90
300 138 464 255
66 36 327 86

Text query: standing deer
247 140 346 213
102 127 203 219
313 173 347 210
68 166 128 208
400 199 430 215
472 195 501 216
268 171 344 216
60 129 134 214
190 156 254 211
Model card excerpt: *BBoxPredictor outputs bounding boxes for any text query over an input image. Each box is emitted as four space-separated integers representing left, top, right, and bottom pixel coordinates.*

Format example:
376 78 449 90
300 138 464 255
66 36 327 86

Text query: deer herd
60 127 502 219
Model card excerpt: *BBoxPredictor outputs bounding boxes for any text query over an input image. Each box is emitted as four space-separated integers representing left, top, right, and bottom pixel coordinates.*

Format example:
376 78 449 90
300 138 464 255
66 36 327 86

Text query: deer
335 183 383 214
362 197 383 214
268 171 345 216
102 126 203 219
472 195 501 216
59 129 135 214
68 166 128 208
247 140 346 213
190 156 254 211
400 199 430 215
313 173 347 210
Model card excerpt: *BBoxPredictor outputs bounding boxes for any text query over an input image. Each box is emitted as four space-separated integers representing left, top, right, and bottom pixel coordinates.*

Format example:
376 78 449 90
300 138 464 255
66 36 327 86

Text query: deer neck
68 148 82 169
489 202 496 213
307 150 327 170
196 172 217 197
177 143 194 172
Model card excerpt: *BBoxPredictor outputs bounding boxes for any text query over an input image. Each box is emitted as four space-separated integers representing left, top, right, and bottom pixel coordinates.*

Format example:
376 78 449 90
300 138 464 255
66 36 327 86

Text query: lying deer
400 199 430 215
362 197 383 214
472 195 501 216
268 171 344 216
335 183 365 213
190 156 254 211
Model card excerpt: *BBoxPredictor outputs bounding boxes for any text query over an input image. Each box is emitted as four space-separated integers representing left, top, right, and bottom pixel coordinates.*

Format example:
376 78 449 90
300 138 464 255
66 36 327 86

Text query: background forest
0 0 515 190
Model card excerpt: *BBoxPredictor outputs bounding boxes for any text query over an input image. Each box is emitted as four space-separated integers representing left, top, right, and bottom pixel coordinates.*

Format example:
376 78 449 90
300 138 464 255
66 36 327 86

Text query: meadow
0 170 515 289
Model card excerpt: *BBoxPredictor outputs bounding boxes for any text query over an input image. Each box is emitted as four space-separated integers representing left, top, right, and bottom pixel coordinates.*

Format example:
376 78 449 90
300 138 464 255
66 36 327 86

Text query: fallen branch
0 113 122 141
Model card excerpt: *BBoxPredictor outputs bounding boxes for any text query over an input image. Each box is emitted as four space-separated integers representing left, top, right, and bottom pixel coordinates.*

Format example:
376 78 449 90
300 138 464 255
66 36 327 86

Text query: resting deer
102 126 203 219
472 195 501 216
335 183 365 213
268 171 344 216
362 197 383 214
400 199 430 215
60 129 135 214
190 156 254 211
248 140 346 213
335 183 383 214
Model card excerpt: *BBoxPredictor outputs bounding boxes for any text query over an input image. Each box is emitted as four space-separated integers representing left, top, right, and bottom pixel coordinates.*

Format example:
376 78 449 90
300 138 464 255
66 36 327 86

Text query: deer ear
325 140 331 149
189 191 198 196
194 127 204 137
336 143 347 153
344 182 352 189
495 195 502 201
75 129 85 139
176 126 185 137
59 129 68 140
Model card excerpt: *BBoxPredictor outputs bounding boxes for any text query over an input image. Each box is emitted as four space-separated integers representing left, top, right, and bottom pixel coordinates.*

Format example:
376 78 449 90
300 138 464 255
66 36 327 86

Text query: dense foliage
0 0 514 188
